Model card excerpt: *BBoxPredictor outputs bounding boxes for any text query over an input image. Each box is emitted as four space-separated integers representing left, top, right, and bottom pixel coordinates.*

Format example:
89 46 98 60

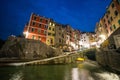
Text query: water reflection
9 71 23 80
0 63 120 80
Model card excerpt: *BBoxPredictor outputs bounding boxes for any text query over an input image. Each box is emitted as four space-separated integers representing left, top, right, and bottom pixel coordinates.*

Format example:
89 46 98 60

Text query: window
32 35 35 39
107 10 110 14
53 23 55 26
45 25 48 29
46 20 48 23
52 28 54 31
48 32 51 35
49 27 51 30
32 22 35 26
38 36 41 40
40 18 42 22
113 25 116 30
104 19 106 22
108 20 110 24
114 10 118 16
44 31 46 34
110 26 112 31
53 34 55 36
110 17 113 21
118 19 120 25
117 0 120 4
34 16 36 20
38 29 41 33
59 39 61 43
39 24 41 28
31 28 35 32
106 15 108 18
111 3 114 8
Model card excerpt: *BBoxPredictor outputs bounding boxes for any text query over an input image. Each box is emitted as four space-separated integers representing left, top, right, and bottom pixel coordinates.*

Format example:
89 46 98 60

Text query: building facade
46 19 55 46
95 0 120 46
23 13 49 43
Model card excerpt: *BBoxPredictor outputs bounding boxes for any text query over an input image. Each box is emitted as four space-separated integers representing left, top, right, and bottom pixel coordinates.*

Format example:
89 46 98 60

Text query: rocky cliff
0 36 62 60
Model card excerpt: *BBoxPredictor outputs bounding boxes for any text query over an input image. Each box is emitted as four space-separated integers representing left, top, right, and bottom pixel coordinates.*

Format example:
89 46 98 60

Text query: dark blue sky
0 0 111 40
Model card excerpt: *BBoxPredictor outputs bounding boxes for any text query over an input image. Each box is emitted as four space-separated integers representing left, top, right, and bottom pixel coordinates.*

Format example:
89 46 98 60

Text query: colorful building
46 19 55 46
95 0 120 46
23 13 49 43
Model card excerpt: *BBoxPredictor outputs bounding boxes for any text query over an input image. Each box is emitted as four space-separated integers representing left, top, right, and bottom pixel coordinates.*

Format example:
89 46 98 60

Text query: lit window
49 22 52 26
53 23 55 26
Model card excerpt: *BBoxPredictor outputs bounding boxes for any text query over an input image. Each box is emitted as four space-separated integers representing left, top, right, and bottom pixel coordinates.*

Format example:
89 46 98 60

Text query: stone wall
96 49 120 72
0 36 62 60
96 27 120 72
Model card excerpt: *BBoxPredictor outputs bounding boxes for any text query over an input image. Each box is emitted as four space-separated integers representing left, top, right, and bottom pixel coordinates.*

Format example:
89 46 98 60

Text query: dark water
0 62 120 80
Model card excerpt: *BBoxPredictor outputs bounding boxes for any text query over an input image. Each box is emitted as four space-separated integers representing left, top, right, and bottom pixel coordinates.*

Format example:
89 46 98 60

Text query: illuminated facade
23 13 81 51
23 13 49 43
46 19 55 46
95 0 120 46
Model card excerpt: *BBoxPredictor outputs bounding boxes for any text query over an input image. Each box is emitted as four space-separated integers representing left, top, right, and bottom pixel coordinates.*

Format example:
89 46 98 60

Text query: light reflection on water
0 62 120 80
9 71 23 80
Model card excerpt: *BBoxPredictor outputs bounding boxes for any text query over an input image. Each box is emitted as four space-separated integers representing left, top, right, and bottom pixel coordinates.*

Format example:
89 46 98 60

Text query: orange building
23 13 49 43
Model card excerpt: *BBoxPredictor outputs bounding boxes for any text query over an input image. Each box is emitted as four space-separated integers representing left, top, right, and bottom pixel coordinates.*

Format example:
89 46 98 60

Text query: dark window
107 10 110 14
106 15 108 18
104 19 106 22
110 17 113 21
113 25 116 29
118 19 120 25
114 10 118 16
40 18 42 22
108 20 110 24
38 36 41 40
111 3 114 8
34 16 37 20
110 26 112 31
49 27 51 30
46 20 48 23
105 24 107 28
53 28 54 31
39 24 41 28
48 32 51 35
117 0 120 4
31 28 35 32
59 39 61 43
32 22 35 26
53 34 55 36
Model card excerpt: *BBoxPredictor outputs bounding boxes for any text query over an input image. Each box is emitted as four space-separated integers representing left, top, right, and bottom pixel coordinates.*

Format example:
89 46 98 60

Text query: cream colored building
46 19 55 46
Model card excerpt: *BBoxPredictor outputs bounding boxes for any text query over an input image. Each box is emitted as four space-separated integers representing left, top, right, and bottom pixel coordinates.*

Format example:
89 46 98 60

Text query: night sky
0 0 111 40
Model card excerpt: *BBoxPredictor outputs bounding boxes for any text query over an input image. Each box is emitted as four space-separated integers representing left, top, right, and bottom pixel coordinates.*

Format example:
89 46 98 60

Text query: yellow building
46 19 55 46
105 0 120 35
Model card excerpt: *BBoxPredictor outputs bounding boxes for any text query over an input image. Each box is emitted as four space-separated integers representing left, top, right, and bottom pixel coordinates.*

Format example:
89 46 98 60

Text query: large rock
0 36 62 60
